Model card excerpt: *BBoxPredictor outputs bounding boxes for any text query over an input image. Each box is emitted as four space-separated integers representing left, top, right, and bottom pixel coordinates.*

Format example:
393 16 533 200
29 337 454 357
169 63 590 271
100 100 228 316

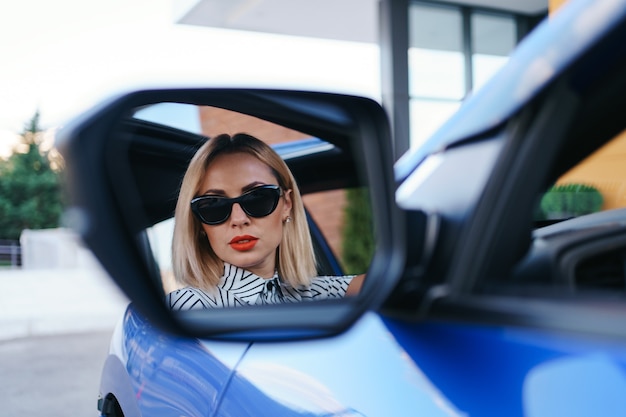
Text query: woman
167 133 364 309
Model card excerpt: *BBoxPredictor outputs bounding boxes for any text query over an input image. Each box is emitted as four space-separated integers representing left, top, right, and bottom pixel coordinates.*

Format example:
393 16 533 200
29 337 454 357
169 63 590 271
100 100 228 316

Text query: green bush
341 187 374 274
539 183 603 219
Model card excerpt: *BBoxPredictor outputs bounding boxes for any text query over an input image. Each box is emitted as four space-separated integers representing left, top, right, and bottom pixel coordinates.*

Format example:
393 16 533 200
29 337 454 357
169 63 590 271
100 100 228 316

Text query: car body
55 0 626 415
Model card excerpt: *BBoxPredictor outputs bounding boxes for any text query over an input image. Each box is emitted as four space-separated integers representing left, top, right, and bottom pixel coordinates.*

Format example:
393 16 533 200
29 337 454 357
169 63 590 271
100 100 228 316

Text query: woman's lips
229 235 258 251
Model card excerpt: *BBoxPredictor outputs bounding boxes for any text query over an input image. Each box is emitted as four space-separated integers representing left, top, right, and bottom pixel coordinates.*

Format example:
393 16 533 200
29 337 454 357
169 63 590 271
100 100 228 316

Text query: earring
284 216 292 224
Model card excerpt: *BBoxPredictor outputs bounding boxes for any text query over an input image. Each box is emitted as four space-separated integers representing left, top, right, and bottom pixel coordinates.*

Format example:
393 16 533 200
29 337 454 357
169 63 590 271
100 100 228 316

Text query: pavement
0 264 129 341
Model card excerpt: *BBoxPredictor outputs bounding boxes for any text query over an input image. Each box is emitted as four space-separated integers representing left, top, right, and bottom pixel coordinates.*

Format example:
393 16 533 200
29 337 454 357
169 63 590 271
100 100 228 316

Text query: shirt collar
218 263 282 305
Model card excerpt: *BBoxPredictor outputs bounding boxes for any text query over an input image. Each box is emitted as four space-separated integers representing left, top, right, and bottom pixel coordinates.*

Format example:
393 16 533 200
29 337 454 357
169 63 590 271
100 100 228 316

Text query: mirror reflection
121 103 372 309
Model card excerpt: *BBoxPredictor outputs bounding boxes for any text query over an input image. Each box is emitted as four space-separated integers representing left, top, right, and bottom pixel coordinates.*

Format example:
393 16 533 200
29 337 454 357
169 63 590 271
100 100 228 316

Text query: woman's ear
282 189 293 219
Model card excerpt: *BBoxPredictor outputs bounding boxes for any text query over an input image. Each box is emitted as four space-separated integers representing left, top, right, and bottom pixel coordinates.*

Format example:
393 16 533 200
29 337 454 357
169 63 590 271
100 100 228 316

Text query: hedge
539 183 603 219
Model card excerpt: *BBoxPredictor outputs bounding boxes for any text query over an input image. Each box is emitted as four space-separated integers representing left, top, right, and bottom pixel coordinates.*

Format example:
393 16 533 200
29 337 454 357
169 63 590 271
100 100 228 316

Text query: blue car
57 0 626 415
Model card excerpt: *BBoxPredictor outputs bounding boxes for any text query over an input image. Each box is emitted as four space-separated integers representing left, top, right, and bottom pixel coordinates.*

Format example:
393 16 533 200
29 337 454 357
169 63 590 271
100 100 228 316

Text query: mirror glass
108 101 373 311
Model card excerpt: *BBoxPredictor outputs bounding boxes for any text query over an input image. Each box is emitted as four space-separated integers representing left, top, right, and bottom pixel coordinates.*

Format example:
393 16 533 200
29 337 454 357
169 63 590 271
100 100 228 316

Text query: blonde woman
167 133 364 309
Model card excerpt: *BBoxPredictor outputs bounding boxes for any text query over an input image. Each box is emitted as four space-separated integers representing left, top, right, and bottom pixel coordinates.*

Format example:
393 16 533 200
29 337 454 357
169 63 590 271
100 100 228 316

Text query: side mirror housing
56 88 405 341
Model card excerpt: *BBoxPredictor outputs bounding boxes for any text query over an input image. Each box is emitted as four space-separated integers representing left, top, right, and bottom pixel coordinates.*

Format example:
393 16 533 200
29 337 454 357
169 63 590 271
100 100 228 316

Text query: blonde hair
172 133 317 291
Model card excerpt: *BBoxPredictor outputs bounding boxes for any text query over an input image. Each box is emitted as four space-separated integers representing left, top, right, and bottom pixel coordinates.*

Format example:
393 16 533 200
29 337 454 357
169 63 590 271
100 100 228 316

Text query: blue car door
217 312 463 417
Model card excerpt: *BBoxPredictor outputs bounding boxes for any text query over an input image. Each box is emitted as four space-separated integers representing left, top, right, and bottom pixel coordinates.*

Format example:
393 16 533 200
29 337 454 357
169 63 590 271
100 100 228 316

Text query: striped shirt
167 263 355 310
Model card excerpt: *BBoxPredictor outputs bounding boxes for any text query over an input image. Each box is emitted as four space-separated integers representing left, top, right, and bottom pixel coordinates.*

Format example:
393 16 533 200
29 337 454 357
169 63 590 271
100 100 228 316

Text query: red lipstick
229 235 258 251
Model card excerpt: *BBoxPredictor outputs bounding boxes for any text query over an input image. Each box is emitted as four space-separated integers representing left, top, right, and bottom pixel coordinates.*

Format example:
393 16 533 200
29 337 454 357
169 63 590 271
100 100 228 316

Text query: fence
0 240 21 268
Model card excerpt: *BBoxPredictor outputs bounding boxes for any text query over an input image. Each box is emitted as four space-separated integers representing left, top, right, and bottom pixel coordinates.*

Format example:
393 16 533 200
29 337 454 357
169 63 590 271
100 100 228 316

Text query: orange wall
549 0 626 210
549 0 568 13
557 131 626 210
198 107 308 145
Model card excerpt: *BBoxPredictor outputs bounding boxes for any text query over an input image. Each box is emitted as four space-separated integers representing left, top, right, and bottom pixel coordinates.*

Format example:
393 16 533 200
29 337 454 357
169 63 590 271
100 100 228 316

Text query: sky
0 0 380 157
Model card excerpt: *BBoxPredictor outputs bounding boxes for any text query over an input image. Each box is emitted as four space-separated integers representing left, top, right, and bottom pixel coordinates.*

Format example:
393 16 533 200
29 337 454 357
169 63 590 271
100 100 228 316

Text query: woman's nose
229 203 250 225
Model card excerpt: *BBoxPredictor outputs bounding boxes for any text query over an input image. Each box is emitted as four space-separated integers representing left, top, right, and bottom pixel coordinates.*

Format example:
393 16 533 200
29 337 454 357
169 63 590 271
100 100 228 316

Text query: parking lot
0 263 128 416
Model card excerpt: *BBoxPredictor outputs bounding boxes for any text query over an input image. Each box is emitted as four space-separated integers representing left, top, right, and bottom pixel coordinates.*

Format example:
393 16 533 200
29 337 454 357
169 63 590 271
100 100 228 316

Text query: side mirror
56 88 405 341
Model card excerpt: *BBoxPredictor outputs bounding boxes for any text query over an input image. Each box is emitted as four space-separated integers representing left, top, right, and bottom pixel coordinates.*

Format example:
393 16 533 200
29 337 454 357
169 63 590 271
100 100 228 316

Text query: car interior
499 26 626 298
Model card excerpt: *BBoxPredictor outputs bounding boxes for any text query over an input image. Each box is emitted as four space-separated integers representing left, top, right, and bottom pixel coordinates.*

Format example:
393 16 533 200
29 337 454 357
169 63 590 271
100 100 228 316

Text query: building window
409 3 464 147
409 4 465 100
471 12 517 91
408 1 528 149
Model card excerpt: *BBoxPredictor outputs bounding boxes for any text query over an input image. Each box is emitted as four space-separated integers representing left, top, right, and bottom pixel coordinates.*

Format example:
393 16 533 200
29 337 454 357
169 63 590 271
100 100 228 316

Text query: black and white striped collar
218 263 283 305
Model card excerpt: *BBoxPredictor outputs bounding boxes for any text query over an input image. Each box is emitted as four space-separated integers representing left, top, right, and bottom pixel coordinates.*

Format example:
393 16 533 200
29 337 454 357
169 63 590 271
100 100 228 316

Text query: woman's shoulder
311 274 355 286
167 287 216 310
167 286 248 310
286 274 355 301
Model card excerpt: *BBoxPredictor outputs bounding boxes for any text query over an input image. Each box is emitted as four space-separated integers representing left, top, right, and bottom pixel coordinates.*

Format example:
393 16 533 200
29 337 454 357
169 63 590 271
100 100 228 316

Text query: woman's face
198 152 292 278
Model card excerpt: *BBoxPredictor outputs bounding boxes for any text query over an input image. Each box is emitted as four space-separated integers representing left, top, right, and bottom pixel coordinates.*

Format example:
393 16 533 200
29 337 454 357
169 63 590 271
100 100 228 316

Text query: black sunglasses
191 185 282 225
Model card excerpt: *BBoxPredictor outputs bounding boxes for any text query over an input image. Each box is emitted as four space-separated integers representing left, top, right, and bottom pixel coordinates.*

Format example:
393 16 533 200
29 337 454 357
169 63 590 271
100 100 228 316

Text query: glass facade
471 12 517 91
408 2 527 148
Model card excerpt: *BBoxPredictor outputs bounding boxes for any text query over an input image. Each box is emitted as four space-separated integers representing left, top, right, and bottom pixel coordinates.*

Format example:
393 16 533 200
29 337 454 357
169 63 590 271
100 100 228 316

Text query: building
173 0 549 158
174 0 626 212
159 1 551 271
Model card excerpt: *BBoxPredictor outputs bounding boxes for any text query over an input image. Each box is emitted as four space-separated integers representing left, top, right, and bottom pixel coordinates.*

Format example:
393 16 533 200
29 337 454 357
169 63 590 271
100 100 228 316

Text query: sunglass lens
195 197 231 224
241 188 280 217
191 186 281 225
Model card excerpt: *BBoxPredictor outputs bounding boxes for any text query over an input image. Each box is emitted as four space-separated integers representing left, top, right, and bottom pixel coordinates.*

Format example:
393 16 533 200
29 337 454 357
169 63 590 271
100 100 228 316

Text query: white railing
0 241 21 268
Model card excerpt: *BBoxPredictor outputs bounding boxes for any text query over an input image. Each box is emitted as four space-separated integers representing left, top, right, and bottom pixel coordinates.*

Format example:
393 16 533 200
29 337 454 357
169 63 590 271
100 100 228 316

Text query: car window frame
419 17 626 339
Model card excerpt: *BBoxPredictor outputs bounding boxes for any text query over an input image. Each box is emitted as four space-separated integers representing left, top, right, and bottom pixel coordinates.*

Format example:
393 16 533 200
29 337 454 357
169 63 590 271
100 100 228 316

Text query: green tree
0 112 64 240
341 187 374 274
